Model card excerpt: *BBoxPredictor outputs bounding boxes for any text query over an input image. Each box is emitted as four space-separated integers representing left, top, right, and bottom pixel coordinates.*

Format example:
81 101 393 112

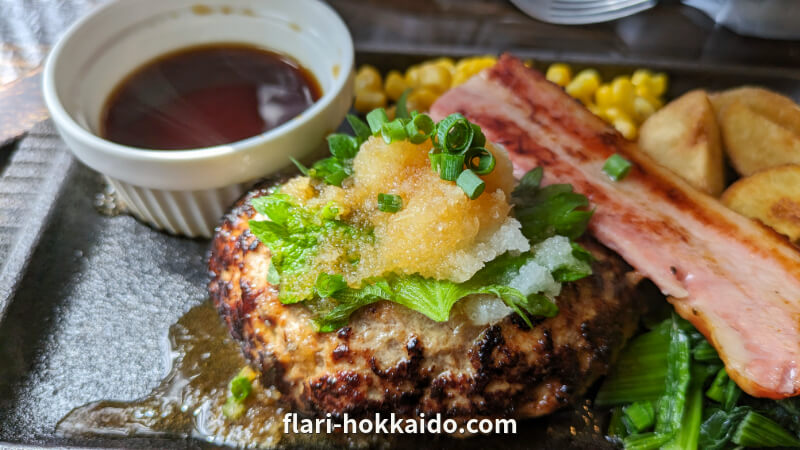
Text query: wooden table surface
1 0 799 146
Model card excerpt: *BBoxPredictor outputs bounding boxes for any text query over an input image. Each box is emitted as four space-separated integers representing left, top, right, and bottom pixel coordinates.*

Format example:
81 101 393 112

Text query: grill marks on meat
430 54 800 399
208 186 640 419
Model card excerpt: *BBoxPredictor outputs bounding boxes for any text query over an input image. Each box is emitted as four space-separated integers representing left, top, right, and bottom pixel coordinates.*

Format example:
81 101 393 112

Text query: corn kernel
405 65 421 87
355 65 382 93
406 87 439 112
453 56 497 86
636 89 664 109
354 89 387 113
565 69 600 102
650 73 668 97
588 104 604 118
595 84 614 108
631 69 653 88
418 64 452 94
431 57 456 75
610 76 636 114
546 63 572 87
633 96 656 123
384 71 409 101
613 117 637 140
602 106 632 123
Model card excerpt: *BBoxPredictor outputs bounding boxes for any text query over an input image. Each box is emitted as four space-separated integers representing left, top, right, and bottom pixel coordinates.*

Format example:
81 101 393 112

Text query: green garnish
405 113 434 144
315 273 348 298
327 134 359 160
395 88 412 120
377 193 403 213
380 119 407 144
511 167 594 243
603 153 633 181
366 108 390 134
223 367 256 420
465 147 496 175
429 153 465 181
456 169 486 200
436 113 474 153
346 113 372 143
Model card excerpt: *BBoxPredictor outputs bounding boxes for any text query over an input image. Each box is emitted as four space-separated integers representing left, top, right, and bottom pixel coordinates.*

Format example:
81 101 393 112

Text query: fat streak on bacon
430 54 800 399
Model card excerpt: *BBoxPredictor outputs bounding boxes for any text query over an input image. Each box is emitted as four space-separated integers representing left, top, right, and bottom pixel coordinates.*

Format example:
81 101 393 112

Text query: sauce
55 301 613 449
101 44 321 150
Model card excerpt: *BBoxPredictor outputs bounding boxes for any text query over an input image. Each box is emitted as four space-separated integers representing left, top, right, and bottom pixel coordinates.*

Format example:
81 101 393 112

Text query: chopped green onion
377 193 403 213
327 133 359 160
699 406 751 450
366 108 389 134
319 201 340 220
471 123 486 148
436 113 474 154
692 339 720 361
381 119 407 144
732 411 800 448
230 375 252 402
222 398 246 420
346 114 372 143
396 88 412 120
315 273 348 298
608 406 629 439
465 147 496 175
405 114 435 144
457 169 486 199
289 156 310 176
223 367 255 420
623 401 656 433
429 153 465 181
603 153 633 181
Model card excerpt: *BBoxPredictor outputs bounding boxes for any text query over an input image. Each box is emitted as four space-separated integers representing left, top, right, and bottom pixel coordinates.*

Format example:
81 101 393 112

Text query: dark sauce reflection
101 44 321 150
56 302 613 449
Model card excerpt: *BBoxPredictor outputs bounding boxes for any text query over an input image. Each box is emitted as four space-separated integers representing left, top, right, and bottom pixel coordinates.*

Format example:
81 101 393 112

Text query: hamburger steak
208 181 642 419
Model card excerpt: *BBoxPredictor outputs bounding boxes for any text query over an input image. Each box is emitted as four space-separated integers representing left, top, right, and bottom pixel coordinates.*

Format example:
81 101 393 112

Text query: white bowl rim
42 0 354 164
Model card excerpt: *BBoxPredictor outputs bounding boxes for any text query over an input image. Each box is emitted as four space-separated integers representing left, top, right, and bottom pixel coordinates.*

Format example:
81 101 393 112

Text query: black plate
1 52 798 449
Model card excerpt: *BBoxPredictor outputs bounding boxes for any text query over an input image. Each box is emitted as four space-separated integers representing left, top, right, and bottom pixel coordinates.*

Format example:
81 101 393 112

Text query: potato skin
721 164 800 243
208 182 642 420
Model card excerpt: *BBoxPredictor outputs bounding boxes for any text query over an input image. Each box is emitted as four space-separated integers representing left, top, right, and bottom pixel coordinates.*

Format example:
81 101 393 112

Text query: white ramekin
43 0 354 238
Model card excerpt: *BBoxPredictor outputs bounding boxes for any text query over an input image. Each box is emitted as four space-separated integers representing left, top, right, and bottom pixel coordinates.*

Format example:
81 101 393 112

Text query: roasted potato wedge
717 101 800 176
721 164 800 242
638 89 725 196
710 86 800 136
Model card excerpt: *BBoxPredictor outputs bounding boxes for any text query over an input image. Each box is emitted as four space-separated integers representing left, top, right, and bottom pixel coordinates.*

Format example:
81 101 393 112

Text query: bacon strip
431 54 800 399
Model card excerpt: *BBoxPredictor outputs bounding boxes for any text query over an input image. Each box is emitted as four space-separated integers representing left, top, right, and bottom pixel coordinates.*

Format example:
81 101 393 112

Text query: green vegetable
662 377 704 450
623 401 656 433
429 153 465 181
315 273 348 298
249 194 370 303
603 153 633 181
609 406 629 439
395 89 412 120
223 368 255 420
732 411 800 448
692 339 720 362
456 169 486 199
654 316 691 435
595 322 670 406
699 406 751 450
309 156 351 186
366 108 389 134
436 113 474 153
289 156 310 176
622 432 672 450
327 133 359 160
405 113 435 144
464 147 496 175
381 119 408 144
346 113 372 143
377 193 403 213
512 167 593 243
470 123 486 148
